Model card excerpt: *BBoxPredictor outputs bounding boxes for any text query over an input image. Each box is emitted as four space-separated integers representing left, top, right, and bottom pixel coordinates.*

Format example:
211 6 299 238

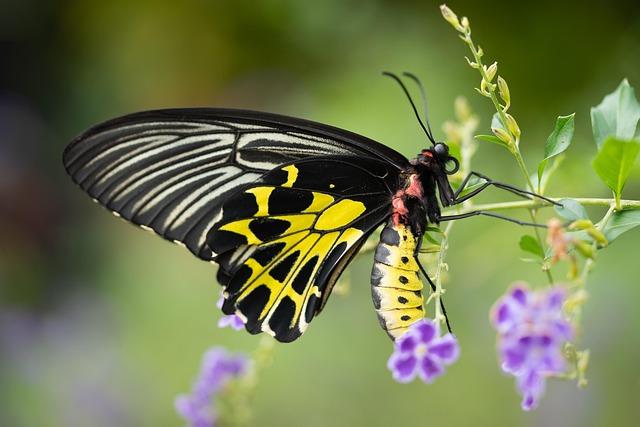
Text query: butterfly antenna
382 71 435 144
403 72 436 144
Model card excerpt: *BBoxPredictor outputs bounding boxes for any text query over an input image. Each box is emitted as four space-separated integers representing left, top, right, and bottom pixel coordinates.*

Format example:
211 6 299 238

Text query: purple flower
387 318 460 383
216 294 245 331
490 282 574 411
175 347 249 427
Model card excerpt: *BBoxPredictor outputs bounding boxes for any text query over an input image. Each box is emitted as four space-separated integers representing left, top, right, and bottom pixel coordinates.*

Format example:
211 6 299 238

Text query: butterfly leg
452 171 560 206
436 210 547 228
415 256 452 333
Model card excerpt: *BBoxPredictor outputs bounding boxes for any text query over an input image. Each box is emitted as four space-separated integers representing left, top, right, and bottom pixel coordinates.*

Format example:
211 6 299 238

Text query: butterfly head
416 142 459 207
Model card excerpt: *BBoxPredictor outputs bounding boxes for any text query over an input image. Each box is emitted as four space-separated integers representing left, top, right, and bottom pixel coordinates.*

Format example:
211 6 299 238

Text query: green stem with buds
453 11 553 283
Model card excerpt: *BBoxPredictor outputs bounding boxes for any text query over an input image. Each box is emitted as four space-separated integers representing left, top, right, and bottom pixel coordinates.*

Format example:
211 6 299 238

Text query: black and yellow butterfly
63 73 555 343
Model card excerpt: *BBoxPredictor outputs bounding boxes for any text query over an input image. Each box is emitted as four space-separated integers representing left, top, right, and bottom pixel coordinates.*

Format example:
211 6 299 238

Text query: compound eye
434 143 449 158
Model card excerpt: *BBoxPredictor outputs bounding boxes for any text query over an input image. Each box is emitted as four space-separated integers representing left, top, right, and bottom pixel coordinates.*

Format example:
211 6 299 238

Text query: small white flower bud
485 62 498 82
492 126 512 144
440 5 464 32
497 76 510 105
505 113 520 139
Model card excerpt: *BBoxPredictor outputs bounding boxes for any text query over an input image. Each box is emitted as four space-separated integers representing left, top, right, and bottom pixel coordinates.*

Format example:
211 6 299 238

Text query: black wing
63 108 409 260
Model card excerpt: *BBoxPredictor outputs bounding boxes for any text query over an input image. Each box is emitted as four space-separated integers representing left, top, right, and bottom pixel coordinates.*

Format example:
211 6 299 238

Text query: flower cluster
491 283 573 410
216 294 245 331
387 319 460 383
175 347 249 427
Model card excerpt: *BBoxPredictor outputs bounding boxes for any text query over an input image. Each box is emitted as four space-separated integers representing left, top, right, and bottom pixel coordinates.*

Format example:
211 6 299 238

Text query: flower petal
546 288 565 310
231 315 245 330
216 295 225 309
500 345 526 374
540 351 565 373
495 302 511 325
417 355 444 383
552 319 573 341
398 334 418 354
428 334 460 365
218 315 245 331
388 353 418 383
516 368 546 402
414 319 437 344
509 282 529 306
521 393 538 411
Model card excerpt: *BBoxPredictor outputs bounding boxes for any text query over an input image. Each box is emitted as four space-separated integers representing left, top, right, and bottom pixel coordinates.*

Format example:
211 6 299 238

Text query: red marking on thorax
405 174 423 198
391 174 423 225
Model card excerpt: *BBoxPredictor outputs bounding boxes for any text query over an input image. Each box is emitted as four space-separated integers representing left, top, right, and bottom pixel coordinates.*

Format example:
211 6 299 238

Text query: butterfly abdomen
371 220 424 340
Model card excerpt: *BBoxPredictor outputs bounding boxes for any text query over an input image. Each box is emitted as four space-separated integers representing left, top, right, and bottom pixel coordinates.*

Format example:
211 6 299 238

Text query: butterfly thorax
392 157 447 237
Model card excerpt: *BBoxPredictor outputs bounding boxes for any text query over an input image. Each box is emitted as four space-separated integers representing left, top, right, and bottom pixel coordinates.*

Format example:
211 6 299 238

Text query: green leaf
591 137 640 204
519 235 544 259
554 198 589 221
537 114 575 187
603 209 640 243
475 134 509 148
543 114 576 159
591 79 640 148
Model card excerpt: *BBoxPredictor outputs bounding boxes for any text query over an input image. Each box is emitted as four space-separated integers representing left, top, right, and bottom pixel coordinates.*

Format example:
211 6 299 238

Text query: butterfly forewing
63 108 409 342
63 108 408 261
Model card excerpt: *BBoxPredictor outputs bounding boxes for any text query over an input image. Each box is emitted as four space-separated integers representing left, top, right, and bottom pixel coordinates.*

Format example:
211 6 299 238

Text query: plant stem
579 203 616 284
464 29 552 283
433 221 455 326
442 197 640 215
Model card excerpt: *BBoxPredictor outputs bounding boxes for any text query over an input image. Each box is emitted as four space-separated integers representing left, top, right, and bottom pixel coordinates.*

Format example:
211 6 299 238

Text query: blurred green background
2 1 640 426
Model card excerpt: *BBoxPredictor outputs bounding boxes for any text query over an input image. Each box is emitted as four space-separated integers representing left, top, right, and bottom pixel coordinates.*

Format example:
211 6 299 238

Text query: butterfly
63 72 556 342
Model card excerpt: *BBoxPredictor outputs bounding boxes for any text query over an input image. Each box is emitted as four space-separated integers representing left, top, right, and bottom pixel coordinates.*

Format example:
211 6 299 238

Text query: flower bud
568 219 594 230
577 350 590 388
573 240 595 259
505 113 520 139
492 126 512 144
497 76 510 105
460 16 469 32
586 228 608 247
485 62 497 82
443 121 461 143
563 288 588 313
567 258 579 280
547 217 569 262
480 78 495 96
440 5 464 32
454 96 471 122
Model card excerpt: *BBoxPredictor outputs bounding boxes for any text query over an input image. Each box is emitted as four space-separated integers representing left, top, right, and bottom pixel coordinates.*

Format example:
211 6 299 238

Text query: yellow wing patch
281 164 299 188
315 199 366 230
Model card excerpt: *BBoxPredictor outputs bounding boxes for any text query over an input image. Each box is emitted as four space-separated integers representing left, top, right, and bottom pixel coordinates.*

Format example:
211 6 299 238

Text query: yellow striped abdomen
371 220 424 340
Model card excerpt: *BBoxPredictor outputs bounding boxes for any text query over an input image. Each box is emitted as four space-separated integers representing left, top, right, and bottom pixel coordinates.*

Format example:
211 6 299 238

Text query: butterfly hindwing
208 157 396 342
